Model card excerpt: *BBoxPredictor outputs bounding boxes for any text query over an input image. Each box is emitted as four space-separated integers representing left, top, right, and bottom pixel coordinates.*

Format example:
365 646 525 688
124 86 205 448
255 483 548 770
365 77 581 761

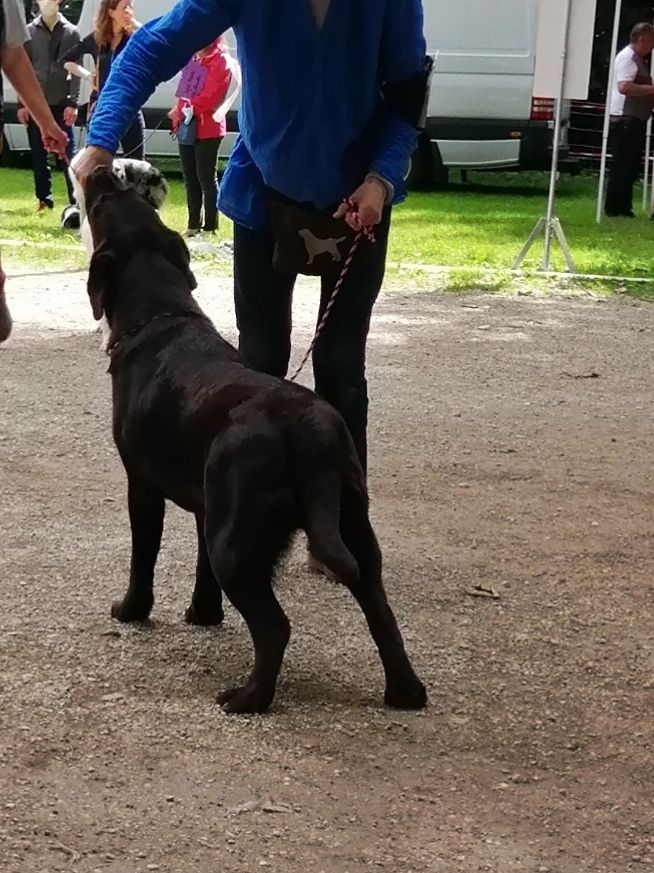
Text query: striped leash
289 201 375 383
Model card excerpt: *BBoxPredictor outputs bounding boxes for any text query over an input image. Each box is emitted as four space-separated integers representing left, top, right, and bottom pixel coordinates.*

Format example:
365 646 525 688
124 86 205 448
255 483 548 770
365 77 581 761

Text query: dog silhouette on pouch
298 228 347 265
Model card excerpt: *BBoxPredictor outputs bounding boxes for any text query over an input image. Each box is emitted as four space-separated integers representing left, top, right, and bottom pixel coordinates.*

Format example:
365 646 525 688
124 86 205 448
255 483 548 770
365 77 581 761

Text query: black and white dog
70 149 169 347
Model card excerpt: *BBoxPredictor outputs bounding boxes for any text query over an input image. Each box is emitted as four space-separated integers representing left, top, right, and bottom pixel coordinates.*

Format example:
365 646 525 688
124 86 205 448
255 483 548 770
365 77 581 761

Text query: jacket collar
34 13 65 32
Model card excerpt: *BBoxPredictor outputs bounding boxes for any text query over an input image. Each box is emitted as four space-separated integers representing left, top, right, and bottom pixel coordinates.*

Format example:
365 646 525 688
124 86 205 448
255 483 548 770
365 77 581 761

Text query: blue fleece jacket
87 0 426 230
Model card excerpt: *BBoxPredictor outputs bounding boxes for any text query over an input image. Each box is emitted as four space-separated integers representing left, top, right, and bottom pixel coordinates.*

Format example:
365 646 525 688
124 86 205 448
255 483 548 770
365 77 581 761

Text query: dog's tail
289 419 361 586
298 468 360 586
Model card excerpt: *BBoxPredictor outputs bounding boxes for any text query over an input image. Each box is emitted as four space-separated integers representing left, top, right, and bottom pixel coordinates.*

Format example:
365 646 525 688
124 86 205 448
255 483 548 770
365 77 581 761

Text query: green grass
2 164 654 295
390 172 654 283
0 166 233 274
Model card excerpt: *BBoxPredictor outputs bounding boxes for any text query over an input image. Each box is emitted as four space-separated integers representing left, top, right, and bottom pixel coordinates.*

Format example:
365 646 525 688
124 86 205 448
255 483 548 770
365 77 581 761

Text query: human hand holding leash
41 120 69 159
334 176 388 230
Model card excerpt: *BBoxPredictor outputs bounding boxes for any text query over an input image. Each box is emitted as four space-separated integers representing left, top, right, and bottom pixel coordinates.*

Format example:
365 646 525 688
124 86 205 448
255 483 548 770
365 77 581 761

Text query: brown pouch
267 194 354 276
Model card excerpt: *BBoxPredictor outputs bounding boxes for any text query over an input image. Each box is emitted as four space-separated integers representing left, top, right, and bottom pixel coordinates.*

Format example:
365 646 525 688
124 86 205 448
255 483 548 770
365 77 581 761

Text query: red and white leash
289 200 375 382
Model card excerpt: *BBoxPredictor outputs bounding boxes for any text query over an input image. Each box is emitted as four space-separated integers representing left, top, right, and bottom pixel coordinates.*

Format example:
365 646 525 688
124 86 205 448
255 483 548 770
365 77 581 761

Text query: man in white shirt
605 22 654 217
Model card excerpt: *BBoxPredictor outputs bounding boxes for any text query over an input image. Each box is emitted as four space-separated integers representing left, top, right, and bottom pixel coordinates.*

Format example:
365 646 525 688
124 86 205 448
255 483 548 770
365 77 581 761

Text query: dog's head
85 166 196 322
70 150 169 219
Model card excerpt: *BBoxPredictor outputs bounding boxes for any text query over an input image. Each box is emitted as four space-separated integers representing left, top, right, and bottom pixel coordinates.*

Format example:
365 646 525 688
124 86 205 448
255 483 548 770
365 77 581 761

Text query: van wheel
0 135 11 167
406 133 435 190
0 141 28 168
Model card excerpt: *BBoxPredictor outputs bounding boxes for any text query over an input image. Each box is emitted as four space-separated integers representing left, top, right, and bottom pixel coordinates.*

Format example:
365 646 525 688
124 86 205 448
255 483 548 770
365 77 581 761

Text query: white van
2 0 568 179
413 0 571 184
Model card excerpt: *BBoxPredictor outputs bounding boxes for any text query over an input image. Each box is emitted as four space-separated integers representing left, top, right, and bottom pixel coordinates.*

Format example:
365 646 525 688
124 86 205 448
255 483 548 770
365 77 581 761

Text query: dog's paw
111 596 153 623
384 676 428 711
184 601 224 626
217 685 272 715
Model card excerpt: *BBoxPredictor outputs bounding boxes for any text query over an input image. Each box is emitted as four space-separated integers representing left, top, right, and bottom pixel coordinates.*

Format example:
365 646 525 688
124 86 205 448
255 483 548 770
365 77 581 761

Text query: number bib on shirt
176 60 208 99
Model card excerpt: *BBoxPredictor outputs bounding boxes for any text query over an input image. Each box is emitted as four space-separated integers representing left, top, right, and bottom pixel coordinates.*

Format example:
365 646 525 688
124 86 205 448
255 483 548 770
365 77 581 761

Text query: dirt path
1 274 653 873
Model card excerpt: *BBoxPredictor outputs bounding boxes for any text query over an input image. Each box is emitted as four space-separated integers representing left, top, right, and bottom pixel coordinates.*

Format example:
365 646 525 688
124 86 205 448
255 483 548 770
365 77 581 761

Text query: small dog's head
112 158 169 211
70 150 168 219
85 166 196 322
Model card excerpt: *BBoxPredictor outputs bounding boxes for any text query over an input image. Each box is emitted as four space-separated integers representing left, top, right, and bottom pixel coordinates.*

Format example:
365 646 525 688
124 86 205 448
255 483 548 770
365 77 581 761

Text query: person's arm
64 60 93 79
619 81 654 97
191 51 232 115
65 29 82 106
62 30 97 64
87 0 241 153
369 0 427 195
615 51 654 98
336 0 427 228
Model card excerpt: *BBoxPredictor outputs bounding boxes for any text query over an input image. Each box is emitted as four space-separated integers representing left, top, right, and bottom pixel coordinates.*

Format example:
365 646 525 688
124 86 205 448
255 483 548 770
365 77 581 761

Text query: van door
424 0 539 169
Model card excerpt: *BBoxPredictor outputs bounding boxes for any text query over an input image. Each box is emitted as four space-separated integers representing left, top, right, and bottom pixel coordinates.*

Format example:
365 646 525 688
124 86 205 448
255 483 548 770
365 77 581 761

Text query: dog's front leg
185 512 224 626
111 477 165 622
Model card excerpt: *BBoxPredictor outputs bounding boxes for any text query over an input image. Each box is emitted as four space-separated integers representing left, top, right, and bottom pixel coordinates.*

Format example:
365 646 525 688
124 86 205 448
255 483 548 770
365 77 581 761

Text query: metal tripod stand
512 0 576 273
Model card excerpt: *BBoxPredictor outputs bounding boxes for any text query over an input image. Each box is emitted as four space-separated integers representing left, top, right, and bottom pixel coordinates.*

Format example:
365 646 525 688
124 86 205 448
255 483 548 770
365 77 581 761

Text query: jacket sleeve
61 31 98 63
191 50 231 115
65 27 82 106
0 0 29 49
368 0 427 195
88 0 241 154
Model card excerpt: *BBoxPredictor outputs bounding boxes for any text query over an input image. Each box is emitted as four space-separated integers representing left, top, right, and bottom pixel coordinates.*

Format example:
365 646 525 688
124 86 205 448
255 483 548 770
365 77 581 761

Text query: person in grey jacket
18 0 80 210
0 0 69 342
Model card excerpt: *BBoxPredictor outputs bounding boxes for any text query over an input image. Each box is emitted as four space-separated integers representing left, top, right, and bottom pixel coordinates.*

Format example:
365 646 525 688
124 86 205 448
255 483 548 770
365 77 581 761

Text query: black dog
85 166 426 715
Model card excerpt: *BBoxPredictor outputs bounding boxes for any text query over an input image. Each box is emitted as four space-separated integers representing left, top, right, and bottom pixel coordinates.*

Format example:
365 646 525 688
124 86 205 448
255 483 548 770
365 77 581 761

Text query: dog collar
106 310 205 360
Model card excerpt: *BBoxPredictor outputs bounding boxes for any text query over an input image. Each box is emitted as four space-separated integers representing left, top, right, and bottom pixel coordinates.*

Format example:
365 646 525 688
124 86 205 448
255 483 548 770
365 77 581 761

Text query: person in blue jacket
74 0 428 475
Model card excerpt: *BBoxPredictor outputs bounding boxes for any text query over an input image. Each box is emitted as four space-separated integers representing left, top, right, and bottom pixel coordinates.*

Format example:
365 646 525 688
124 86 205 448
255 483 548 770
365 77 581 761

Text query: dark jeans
179 138 221 231
605 116 646 216
119 111 146 160
27 104 75 205
233 209 391 474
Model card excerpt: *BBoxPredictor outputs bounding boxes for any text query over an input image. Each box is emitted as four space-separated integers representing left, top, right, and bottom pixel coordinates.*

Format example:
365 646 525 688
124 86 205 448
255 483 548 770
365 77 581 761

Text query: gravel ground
1 271 653 873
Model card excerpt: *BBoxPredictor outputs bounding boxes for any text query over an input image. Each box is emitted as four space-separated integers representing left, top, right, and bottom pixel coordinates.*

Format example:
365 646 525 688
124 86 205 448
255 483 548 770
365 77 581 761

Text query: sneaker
185 227 201 238
61 204 81 229
0 279 13 343
37 199 54 211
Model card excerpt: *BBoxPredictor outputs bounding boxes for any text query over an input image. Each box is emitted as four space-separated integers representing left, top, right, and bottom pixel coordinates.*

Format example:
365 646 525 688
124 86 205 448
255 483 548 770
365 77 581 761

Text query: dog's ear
164 230 197 291
87 246 117 321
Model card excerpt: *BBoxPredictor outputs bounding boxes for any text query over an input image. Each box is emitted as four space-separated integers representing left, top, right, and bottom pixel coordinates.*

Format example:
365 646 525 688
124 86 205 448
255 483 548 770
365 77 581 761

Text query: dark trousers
233 209 391 474
605 116 646 216
179 138 222 231
119 111 145 160
27 104 75 205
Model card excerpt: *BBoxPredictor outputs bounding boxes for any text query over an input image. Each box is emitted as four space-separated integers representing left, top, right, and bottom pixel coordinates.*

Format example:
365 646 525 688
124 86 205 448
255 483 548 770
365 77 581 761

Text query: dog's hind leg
204 426 294 714
339 482 427 710
185 511 224 626
111 476 165 622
